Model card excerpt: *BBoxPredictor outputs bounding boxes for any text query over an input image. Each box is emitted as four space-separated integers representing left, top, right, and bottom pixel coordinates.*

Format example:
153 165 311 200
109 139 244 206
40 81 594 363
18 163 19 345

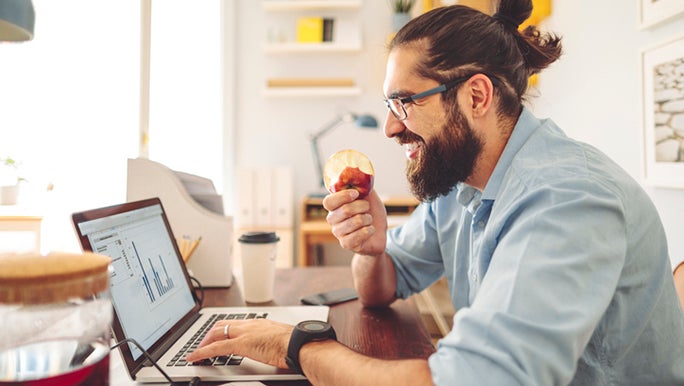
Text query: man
188 1 684 384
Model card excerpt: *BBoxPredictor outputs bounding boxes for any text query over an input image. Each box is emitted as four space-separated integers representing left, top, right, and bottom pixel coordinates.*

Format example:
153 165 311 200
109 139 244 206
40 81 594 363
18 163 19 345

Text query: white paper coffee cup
238 231 280 303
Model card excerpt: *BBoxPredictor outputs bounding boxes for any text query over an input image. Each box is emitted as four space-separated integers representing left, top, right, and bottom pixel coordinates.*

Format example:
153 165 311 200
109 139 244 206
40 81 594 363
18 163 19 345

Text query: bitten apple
323 149 374 198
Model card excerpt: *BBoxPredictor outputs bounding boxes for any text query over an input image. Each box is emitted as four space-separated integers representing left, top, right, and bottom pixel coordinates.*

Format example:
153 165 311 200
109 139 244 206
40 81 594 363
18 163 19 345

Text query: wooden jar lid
0 252 110 304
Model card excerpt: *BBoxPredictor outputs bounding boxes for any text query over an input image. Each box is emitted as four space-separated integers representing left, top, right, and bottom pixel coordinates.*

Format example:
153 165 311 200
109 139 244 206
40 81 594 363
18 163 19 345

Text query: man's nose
383 109 406 139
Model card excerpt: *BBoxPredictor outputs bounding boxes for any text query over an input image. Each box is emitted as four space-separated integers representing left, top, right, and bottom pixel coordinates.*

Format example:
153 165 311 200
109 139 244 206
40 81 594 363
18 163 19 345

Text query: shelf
265 41 361 53
263 1 362 12
262 0 363 98
267 77 354 87
263 86 362 97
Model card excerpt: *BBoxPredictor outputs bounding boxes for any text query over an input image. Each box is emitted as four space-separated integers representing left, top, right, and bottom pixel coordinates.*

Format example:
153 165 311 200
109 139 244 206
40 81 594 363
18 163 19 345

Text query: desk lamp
309 112 378 197
0 0 34 42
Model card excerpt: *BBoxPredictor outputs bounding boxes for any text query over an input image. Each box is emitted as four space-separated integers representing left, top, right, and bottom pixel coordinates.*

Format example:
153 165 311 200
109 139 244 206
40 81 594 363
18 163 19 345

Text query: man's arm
674 262 684 310
323 189 397 306
299 340 433 386
186 319 434 386
351 251 397 307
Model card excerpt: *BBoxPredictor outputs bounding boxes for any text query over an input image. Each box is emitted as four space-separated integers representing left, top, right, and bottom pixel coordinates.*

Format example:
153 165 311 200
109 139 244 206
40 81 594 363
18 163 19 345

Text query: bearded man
187 2 684 384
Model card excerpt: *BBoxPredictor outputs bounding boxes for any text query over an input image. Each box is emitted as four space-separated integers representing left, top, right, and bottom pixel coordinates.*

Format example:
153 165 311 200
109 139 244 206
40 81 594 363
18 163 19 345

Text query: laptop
72 197 329 383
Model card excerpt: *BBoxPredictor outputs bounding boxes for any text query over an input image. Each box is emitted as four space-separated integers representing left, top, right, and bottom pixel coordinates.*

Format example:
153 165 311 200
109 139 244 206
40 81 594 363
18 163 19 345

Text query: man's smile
404 142 422 160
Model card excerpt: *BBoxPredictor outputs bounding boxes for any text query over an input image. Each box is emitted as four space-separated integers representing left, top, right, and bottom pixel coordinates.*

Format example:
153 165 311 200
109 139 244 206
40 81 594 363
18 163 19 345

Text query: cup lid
238 231 280 244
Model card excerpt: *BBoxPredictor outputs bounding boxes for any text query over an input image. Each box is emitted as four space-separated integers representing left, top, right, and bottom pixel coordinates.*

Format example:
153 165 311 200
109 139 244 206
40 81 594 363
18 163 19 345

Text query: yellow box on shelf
296 16 324 43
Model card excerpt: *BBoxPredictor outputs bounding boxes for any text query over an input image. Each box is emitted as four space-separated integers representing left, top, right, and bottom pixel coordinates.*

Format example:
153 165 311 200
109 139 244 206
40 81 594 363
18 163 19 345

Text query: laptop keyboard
167 312 268 367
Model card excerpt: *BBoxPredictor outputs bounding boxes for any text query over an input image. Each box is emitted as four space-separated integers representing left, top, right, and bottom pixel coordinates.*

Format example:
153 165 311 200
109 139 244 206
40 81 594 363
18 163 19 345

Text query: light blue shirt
386 108 684 385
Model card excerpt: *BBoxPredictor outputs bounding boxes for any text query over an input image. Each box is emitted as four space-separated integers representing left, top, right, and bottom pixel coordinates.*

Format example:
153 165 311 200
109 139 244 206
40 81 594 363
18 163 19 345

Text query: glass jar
0 252 111 385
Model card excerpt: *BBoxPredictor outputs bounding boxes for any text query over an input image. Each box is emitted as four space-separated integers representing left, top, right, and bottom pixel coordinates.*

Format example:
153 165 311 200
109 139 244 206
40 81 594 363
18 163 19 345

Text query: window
0 0 139 251
146 0 223 193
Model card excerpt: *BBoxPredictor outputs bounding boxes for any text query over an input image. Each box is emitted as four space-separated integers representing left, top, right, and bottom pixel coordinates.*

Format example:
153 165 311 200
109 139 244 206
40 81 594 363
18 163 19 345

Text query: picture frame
639 0 684 29
641 34 684 188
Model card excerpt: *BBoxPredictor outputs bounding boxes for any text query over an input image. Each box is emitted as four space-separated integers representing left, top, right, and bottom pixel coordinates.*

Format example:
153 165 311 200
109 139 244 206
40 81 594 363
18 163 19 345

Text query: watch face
301 321 327 331
287 320 336 373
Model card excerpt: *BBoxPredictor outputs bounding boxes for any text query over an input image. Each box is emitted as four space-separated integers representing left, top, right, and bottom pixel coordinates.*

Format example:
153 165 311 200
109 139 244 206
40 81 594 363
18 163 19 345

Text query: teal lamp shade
0 0 35 42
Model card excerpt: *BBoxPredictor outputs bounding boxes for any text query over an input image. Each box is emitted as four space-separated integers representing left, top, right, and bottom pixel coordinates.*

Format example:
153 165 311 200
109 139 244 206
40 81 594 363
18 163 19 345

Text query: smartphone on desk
300 287 358 306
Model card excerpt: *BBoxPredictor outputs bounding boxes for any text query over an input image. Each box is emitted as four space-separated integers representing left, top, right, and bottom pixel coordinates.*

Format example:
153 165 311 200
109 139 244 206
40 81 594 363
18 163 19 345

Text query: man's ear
465 73 495 118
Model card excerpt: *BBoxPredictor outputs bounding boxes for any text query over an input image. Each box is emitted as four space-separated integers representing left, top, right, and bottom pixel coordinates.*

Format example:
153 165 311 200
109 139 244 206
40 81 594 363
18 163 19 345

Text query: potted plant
389 0 416 31
1 156 25 205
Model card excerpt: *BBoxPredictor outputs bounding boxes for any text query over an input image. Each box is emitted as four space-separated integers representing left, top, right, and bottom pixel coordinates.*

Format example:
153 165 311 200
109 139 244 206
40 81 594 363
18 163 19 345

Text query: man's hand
323 189 388 257
185 319 293 369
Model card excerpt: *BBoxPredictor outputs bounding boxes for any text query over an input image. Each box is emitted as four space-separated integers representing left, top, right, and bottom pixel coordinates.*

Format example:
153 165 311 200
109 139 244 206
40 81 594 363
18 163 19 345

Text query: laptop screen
73 199 196 360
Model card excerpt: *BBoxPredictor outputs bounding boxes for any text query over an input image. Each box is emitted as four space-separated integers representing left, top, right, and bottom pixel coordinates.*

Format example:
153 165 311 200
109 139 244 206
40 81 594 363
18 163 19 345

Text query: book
296 17 324 43
323 18 334 42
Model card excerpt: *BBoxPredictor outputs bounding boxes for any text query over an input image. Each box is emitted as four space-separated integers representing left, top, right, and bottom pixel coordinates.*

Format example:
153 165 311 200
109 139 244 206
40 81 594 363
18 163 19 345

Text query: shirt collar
481 107 541 201
456 182 481 214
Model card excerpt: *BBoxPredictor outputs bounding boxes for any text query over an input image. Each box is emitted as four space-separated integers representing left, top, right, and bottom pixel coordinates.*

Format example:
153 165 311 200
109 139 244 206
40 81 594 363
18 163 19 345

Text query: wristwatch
285 320 337 373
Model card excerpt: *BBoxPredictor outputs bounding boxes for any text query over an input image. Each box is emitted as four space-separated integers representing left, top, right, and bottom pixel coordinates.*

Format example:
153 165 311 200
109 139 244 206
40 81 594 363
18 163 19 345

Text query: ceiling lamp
0 0 35 42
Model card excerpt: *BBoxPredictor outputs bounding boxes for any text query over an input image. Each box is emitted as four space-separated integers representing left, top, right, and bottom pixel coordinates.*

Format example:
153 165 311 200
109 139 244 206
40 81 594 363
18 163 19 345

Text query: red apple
323 149 374 198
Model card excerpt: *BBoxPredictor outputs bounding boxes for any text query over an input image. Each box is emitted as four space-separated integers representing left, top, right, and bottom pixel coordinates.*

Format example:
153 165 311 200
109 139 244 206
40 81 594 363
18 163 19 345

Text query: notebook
71 197 329 383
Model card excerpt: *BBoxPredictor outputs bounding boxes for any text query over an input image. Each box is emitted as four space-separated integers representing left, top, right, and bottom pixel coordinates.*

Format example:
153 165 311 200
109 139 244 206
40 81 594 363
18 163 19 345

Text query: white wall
233 1 411 206
530 0 684 267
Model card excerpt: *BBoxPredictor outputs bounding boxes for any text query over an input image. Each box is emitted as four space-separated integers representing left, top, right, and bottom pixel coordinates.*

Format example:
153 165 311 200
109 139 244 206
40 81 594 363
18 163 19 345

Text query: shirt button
471 272 478 282
477 220 485 227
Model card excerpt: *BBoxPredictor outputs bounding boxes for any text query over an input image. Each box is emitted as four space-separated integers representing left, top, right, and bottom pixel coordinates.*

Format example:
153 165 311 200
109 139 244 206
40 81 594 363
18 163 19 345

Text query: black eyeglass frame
384 73 499 121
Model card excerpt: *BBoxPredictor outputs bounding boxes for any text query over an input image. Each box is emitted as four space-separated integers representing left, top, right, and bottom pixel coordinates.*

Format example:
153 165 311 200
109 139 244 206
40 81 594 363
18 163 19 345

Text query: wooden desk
298 196 419 266
212 267 434 361
110 266 435 385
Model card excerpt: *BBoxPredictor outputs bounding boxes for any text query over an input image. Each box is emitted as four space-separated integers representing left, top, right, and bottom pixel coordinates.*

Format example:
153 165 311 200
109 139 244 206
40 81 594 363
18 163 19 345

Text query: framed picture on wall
639 0 684 29
641 34 684 188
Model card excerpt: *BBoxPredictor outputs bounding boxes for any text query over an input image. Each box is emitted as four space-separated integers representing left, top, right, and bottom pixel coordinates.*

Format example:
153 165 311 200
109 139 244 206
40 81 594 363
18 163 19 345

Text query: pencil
176 237 187 258
184 237 202 263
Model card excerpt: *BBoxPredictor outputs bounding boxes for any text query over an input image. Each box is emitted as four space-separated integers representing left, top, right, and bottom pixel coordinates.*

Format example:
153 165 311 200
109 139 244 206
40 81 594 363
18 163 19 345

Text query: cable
190 275 204 307
109 278 205 385
110 338 174 384
110 338 200 386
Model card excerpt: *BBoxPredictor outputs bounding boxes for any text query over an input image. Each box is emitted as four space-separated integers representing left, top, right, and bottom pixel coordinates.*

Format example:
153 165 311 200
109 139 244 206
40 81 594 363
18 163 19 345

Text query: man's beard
400 108 482 202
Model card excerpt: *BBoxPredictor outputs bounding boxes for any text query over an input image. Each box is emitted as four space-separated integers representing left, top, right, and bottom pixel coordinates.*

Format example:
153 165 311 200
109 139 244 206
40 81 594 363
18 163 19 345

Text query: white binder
236 167 256 227
273 167 294 228
254 168 274 227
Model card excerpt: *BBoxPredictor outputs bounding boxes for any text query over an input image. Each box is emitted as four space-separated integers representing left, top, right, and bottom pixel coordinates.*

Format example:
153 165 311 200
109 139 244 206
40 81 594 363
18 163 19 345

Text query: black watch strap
286 320 337 374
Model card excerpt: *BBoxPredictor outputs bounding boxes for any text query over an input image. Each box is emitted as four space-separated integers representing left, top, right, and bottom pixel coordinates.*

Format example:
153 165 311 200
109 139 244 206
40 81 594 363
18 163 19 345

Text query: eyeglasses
384 74 498 121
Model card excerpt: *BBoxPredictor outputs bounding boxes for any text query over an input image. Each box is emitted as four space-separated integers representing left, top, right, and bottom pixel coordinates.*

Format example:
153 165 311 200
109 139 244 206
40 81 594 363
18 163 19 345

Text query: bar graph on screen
76 202 198 357
132 241 174 302
91 211 184 309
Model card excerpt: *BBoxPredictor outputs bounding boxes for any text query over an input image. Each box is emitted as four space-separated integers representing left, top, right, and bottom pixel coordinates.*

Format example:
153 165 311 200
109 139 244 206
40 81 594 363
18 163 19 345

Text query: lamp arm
311 137 326 189
309 113 354 141
309 114 353 189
